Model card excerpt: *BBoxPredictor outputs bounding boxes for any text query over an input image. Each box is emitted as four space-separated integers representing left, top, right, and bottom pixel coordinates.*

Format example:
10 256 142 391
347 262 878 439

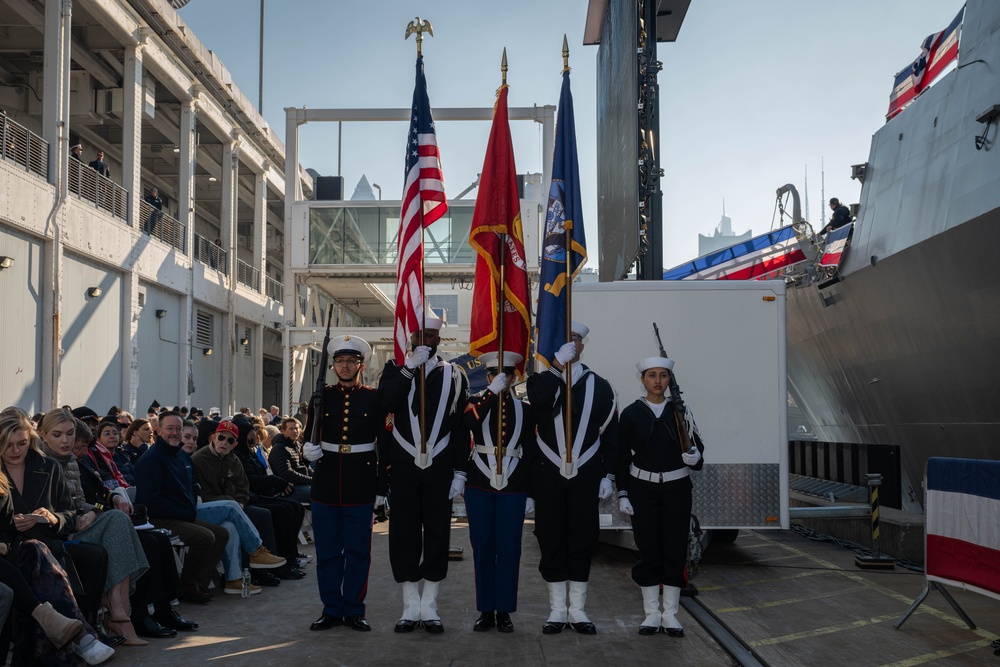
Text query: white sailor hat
328 334 372 362
420 307 443 331
571 321 590 339
479 351 524 369
636 356 674 373
209 406 221 416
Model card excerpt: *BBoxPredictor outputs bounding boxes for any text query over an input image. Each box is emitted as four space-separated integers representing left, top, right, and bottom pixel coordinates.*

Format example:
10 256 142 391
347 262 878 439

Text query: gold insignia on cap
344 335 351 341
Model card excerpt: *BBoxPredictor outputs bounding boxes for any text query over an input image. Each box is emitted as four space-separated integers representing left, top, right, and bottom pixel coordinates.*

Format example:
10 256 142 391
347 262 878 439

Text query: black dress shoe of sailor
638 624 658 636
133 616 176 638
346 615 371 632
394 618 419 633
542 621 569 634
423 619 444 634
473 611 495 632
310 614 344 631
495 612 514 633
571 621 597 635
153 609 199 631
663 627 685 637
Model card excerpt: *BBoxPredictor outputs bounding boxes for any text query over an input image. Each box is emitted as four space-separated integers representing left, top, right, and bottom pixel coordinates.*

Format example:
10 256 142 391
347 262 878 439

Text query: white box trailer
571 280 789 542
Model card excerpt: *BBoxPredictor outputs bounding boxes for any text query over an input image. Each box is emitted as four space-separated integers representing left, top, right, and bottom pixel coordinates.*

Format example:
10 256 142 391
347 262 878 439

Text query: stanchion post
855 472 895 570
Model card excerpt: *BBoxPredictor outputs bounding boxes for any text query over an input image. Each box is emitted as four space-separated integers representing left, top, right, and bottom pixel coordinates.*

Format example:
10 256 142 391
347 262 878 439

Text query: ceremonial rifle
652 322 694 454
309 306 335 448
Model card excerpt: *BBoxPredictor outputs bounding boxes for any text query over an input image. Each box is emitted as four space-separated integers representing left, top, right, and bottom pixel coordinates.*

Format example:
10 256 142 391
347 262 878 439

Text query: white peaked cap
479 351 525 368
636 356 675 373
571 321 590 339
328 334 372 362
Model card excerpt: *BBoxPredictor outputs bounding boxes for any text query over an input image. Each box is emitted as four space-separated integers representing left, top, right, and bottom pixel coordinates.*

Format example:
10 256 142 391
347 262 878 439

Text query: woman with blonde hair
0 412 115 665
36 410 150 646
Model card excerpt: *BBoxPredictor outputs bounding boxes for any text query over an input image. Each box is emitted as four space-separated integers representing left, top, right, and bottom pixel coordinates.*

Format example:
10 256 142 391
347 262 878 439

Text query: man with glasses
526 321 619 636
303 335 383 632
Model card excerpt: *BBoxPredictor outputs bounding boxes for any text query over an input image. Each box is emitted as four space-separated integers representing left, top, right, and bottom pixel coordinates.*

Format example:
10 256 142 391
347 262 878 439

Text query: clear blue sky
178 0 965 269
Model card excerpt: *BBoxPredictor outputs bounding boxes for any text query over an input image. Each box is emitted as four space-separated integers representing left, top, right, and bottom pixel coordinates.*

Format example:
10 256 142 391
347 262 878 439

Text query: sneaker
296 552 313 563
224 580 262 595
74 636 115 665
248 546 286 569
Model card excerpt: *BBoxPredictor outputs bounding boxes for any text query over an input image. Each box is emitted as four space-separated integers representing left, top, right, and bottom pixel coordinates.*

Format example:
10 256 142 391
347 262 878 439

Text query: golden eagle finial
405 17 435 56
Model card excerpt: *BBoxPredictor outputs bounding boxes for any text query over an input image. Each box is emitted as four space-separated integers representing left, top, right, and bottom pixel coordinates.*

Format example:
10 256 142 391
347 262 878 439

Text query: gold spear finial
562 34 569 71
405 17 435 57
501 47 508 85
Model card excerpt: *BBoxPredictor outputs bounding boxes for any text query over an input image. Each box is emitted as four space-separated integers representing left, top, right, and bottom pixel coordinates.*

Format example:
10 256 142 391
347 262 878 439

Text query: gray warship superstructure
782 0 1000 507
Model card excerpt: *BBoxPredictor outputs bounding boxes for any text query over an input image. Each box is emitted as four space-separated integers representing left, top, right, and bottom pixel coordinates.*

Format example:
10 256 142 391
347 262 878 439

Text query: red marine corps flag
393 52 448 365
468 72 531 378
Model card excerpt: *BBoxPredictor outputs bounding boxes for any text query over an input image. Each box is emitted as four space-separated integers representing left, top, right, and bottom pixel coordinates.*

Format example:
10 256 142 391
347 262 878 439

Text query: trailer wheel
712 529 739 544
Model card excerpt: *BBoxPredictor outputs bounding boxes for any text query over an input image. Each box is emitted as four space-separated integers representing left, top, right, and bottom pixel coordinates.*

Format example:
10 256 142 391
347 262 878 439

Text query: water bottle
241 567 251 598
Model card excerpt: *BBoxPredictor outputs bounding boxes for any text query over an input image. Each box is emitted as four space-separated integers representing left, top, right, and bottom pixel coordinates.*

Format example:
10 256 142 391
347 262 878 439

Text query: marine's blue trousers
311 501 374 617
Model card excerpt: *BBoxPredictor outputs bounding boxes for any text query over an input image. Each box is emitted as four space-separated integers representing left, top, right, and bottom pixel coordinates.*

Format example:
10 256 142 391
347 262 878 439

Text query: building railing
1 115 48 180
138 198 186 253
68 158 127 220
194 234 228 274
236 259 260 292
265 276 283 301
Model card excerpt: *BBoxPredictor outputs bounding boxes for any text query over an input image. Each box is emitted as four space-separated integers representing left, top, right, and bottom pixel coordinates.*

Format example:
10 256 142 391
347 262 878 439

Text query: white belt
630 464 689 483
475 444 521 458
321 441 375 454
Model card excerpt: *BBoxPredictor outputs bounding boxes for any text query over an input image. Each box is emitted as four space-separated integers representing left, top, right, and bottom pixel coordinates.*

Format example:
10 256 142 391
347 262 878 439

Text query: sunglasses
216 435 236 445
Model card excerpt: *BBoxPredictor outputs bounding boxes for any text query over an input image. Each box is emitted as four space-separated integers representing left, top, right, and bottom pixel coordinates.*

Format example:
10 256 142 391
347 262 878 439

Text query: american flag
393 55 448 365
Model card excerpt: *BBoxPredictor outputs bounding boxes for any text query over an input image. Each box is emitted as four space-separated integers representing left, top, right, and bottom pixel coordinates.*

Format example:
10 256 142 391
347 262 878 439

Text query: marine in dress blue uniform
617 356 705 637
377 314 470 634
526 321 618 635
462 351 534 634
303 335 383 633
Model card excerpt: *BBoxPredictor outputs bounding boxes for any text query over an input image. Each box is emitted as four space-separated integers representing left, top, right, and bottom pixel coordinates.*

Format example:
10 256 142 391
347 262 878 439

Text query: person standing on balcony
88 150 110 178
144 188 163 235
70 144 84 162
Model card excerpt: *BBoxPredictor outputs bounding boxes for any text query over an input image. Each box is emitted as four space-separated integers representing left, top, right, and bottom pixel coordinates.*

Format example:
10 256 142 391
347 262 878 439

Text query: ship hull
786 204 1000 507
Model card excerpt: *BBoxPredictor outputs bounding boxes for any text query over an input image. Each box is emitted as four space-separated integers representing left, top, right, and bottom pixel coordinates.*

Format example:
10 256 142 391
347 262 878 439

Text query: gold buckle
339 444 351 454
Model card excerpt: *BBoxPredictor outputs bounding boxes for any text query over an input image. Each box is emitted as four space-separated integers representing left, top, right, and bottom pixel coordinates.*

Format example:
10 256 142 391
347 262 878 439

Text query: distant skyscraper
698 203 752 256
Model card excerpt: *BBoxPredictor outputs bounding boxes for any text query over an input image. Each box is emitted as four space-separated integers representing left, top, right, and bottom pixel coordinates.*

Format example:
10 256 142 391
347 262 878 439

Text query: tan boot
31 602 83 649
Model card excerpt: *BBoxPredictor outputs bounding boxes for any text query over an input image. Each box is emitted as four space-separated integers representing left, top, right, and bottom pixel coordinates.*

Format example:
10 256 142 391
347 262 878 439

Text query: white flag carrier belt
537 373 600 470
392 360 453 465
630 464 689 483
473 399 524 487
320 441 375 454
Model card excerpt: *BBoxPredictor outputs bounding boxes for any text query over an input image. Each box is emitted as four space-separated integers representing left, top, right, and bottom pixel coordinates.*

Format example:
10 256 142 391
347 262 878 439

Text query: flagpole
494 49 509 481
561 35 574 475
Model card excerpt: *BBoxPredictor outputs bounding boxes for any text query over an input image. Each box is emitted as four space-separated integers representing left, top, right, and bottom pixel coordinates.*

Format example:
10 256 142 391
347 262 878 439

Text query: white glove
619 498 634 516
405 346 432 369
448 474 466 500
598 478 613 500
682 448 702 466
374 495 386 509
302 441 323 462
487 373 508 394
554 341 577 366
524 497 535 515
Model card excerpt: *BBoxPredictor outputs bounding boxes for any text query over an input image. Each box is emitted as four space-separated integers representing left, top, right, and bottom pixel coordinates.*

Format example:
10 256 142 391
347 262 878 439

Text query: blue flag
535 70 588 368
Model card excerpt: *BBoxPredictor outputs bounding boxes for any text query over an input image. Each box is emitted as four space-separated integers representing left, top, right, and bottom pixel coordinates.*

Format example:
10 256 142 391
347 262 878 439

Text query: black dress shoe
153 609 199 631
473 611 495 632
309 614 344 631
252 571 282 587
133 616 177 638
394 619 418 633
495 612 514 633
423 619 444 634
345 615 371 632
542 621 569 634
96 627 126 648
663 627 685 637
275 565 307 580
638 624 658 636
571 621 597 635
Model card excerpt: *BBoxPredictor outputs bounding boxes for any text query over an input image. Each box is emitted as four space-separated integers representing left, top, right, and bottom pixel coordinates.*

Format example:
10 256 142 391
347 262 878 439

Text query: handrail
139 198 186 252
69 158 128 221
1 115 48 180
194 234 228 274
236 258 260 292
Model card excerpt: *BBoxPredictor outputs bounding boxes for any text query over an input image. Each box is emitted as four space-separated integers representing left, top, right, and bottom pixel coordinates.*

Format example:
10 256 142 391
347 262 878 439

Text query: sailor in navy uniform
302 335 383 633
526 321 618 635
617 356 704 637
377 312 470 634
462 351 534 634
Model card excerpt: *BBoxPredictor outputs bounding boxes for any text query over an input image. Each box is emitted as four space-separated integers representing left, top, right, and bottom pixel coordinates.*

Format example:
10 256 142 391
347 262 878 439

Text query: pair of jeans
196 500 262 580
